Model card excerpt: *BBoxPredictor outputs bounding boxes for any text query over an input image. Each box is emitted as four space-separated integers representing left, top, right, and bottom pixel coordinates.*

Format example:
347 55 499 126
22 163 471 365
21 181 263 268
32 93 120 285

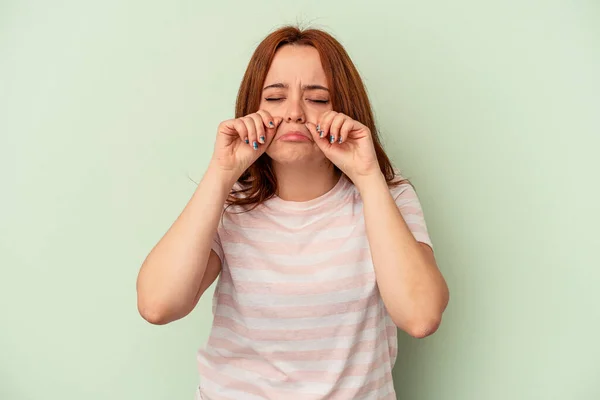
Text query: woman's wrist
204 163 239 195
352 170 387 195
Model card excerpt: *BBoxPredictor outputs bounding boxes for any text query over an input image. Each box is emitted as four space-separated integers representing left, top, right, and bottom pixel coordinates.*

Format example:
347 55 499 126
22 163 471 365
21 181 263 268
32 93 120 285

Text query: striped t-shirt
196 174 432 400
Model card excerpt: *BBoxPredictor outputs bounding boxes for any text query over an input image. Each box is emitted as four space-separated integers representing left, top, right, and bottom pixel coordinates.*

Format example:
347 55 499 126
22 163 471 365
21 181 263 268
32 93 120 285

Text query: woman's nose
285 101 306 123
286 114 306 123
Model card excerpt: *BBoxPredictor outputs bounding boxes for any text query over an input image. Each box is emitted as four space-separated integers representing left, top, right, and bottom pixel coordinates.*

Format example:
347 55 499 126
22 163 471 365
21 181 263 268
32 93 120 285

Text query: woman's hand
306 111 380 183
210 110 282 181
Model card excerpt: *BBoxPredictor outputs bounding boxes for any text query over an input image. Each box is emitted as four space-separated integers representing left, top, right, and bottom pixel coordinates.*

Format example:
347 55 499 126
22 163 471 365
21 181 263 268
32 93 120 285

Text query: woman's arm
356 172 449 338
136 166 233 325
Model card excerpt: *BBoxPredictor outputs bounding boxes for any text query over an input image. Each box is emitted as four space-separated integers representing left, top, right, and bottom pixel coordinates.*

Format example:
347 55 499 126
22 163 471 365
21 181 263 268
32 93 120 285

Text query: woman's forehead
265 45 327 85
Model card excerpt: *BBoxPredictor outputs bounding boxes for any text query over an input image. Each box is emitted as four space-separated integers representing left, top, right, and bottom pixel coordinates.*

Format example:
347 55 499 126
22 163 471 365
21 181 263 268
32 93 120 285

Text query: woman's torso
196 175 429 399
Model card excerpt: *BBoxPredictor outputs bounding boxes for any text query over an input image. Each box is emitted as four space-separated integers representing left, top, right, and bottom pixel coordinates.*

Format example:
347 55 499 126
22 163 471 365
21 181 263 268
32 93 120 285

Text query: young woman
137 26 449 400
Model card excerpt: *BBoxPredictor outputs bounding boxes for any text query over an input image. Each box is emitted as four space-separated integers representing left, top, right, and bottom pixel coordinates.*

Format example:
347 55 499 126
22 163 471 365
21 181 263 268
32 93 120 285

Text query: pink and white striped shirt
196 174 432 399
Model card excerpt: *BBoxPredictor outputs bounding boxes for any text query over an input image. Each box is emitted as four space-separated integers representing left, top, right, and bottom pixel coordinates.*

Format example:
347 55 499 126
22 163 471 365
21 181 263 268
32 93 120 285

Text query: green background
1 1 599 399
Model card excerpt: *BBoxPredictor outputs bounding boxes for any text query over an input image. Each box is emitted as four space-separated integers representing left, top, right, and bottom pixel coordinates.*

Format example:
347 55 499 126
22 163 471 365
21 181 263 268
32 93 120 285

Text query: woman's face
260 45 333 165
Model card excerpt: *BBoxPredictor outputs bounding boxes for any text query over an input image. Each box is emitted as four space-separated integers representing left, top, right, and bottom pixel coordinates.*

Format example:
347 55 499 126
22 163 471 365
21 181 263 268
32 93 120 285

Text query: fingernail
338 136 343 144
269 121 274 128
330 135 335 143
320 130 324 138
253 141 258 150
316 124 321 132
260 135 265 143
244 138 249 144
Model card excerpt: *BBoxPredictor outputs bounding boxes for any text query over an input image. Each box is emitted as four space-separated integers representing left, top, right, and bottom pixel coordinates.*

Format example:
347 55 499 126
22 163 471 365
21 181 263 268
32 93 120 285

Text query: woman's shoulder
390 171 411 186
343 171 415 202
388 172 418 199
231 181 248 194
220 181 252 214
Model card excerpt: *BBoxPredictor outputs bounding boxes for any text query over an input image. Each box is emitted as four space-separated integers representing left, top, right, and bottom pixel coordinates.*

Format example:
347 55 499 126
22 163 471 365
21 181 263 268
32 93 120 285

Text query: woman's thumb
305 122 328 149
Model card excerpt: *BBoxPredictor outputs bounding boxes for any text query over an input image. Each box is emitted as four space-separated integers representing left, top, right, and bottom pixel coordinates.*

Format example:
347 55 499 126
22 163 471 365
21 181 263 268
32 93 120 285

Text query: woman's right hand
210 110 282 181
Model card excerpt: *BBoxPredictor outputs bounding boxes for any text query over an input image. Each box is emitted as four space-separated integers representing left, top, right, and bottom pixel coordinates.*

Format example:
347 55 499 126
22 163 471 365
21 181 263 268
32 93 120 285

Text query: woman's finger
256 110 276 131
272 116 283 128
257 111 283 147
242 117 258 150
338 118 354 144
233 119 249 144
249 113 266 144
318 111 338 141
329 113 347 144
305 122 329 152
266 116 283 147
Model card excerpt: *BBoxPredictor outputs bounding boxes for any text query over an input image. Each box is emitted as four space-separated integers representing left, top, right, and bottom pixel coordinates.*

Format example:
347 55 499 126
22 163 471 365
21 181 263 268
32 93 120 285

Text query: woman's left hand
306 111 381 183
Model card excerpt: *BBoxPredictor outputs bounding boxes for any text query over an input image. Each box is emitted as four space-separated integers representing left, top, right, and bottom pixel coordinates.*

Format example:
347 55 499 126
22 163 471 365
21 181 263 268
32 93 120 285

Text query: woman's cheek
306 107 329 124
260 102 281 115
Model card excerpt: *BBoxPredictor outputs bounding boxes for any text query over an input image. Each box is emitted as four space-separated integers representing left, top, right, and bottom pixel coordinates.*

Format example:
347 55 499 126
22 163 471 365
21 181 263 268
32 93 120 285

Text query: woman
137 26 449 399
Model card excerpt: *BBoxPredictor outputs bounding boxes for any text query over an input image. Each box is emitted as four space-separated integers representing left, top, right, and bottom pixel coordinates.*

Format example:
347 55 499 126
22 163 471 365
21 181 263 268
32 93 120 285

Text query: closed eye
264 98 329 104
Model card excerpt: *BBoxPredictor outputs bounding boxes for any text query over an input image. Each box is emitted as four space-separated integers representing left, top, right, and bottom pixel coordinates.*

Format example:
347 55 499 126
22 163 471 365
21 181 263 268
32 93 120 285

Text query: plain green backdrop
1 1 599 399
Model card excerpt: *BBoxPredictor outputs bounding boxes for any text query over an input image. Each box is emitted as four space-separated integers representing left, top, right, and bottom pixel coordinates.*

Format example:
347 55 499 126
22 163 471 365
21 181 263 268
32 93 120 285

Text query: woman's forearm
355 172 449 338
136 166 234 324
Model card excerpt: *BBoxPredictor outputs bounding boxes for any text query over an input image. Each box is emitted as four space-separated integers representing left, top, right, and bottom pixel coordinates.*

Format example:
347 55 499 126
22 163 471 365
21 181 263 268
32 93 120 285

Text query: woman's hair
228 26 404 209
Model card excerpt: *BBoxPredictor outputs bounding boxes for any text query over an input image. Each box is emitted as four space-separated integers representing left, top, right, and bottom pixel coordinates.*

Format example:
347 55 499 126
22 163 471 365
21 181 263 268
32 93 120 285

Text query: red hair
229 26 403 209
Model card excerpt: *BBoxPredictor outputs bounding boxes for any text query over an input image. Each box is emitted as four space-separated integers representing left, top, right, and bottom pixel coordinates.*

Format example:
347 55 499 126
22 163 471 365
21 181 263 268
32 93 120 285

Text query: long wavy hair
228 26 404 210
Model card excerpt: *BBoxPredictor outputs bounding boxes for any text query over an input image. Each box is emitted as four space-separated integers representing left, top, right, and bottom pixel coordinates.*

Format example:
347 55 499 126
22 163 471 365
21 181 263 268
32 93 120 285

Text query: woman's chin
266 147 326 165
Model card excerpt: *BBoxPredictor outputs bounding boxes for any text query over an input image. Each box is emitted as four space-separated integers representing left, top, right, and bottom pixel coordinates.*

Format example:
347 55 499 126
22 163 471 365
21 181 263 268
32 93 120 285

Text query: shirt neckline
266 174 349 211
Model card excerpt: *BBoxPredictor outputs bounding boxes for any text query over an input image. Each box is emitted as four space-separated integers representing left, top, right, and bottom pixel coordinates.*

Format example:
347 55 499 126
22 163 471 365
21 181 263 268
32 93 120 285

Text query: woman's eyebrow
302 84 329 92
263 83 287 90
262 83 329 92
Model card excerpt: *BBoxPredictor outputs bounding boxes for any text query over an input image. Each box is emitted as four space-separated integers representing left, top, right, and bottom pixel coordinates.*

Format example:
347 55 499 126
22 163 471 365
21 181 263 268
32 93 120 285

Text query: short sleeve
211 182 247 263
211 228 224 263
390 182 433 249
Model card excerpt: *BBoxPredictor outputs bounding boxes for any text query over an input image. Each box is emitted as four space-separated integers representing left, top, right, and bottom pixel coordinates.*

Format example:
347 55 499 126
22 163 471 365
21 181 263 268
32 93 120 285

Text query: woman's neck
273 161 341 202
